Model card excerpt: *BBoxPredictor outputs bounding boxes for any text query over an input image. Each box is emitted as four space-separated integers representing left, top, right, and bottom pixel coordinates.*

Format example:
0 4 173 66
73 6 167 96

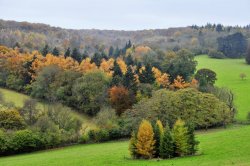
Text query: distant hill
0 19 249 54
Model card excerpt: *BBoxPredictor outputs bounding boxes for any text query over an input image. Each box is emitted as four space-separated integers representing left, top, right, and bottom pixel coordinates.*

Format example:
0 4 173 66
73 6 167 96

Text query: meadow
0 125 249 166
196 55 250 121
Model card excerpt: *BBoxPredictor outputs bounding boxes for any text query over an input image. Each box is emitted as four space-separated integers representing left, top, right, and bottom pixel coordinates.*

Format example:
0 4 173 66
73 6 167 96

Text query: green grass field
0 125 249 166
196 55 250 121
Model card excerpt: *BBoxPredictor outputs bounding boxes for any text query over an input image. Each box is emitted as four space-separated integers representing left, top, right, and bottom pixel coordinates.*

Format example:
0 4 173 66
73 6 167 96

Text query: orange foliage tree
109 86 132 116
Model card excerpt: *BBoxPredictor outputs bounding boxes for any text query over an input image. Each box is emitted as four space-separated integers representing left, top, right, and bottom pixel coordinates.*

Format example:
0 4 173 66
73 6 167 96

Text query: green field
0 125 249 166
196 55 250 121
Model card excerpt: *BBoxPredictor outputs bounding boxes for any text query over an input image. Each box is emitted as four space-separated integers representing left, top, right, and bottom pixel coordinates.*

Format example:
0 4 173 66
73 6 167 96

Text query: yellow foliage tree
136 119 155 159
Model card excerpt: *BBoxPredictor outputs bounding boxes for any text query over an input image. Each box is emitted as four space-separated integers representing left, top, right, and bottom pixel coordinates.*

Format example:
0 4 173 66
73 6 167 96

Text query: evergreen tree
114 47 120 58
91 52 103 67
136 120 155 159
127 40 132 48
52 47 59 56
172 119 189 157
108 46 114 57
136 62 142 74
154 120 164 157
64 47 71 57
41 44 49 56
160 124 175 159
129 132 138 159
246 44 250 65
125 54 134 66
82 50 89 60
71 48 81 62
139 63 155 84
186 123 199 155
113 60 123 77
123 66 137 93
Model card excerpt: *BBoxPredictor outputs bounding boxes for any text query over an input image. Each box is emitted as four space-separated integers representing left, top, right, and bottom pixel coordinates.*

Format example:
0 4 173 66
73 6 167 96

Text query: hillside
196 55 250 121
1 19 249 54
0 88 96 129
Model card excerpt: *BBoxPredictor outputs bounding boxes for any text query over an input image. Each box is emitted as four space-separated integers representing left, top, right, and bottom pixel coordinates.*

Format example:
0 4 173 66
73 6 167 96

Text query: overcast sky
0 0 249 30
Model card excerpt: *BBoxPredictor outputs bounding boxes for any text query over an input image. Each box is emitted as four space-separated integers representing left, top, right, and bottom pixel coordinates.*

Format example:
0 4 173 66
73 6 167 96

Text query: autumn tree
172 119 189 156
172 75 190 89
136 120 155 159
109 86 132 116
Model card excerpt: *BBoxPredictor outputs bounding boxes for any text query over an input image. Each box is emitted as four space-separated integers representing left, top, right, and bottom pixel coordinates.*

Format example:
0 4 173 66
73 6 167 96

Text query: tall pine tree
41 44 49 56
64 47 71 57
154 120 164 157
123 66 137 93
71 48 81 62
160 124 175 159
52 47 59 56
246 44 250 64
139 63 155 84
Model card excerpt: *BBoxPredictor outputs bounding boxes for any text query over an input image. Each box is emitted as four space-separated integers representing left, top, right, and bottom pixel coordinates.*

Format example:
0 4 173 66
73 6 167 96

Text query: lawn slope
196 55 250 121
0 88 96 128
1 125 250 166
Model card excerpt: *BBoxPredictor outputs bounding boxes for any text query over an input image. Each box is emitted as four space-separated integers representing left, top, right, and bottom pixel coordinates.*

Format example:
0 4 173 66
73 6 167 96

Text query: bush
208 49 225 59
8 130 42 153
0 109 26 130
87 129 110 143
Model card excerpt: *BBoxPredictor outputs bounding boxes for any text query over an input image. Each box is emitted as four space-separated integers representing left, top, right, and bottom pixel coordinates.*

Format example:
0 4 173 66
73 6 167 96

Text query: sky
0 0 249 30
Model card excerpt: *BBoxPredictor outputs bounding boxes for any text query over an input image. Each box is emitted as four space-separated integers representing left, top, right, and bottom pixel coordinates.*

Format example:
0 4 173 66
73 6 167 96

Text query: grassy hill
1 125 249 166
0 88 96 129
196 55 250 121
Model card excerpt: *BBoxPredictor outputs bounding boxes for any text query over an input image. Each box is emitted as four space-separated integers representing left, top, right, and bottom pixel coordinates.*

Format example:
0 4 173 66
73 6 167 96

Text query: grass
0 87 96 129
196 55 250 121
0 125 250 166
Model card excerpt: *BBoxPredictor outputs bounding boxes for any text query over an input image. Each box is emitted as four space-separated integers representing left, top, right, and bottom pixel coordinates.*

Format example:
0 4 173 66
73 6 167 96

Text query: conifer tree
129 131 137 159
160 124 175 159
136 120 155 159
41 44 49 56
246 44 250 65
186 123 199 155
172 119 190 156
82 50 89 60
123 66 137 93
139 63 155 84
108 46 114 57
125 54 134 66
64 47 71 57
154 120 164 157
113 60 123 77
71 48 81 62
52 47 59 56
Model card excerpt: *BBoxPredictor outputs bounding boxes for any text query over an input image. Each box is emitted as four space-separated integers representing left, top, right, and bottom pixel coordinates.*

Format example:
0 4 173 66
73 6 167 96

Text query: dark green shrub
8 130 42 153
